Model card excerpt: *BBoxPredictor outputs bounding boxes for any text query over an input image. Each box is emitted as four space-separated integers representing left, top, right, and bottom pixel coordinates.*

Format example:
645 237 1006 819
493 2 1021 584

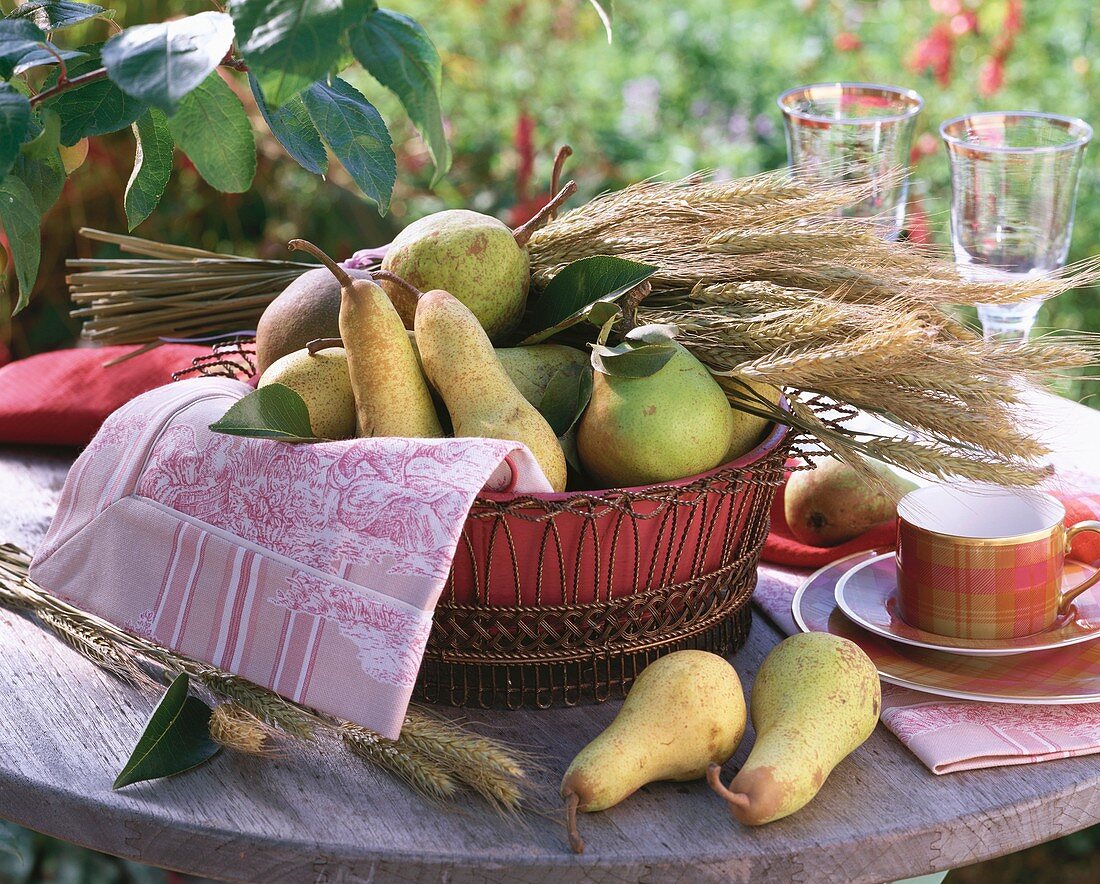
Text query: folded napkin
755 471 1100 774
30 378 554 738
0 345 209 446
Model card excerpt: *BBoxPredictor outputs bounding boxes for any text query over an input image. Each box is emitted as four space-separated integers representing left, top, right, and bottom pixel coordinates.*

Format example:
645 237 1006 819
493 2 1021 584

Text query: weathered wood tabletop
1 390 1099 883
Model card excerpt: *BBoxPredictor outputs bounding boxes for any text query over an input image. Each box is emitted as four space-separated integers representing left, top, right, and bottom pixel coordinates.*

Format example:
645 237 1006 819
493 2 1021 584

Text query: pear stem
288 239 352 287
306 337 343 354
549 145 573 220
513 180 577 246
373 270 424 301
563 789 585 854
706 763 751 810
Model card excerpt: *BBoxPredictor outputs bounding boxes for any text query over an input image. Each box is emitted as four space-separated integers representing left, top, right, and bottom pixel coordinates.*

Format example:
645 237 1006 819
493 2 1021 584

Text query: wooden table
2 390 1099 883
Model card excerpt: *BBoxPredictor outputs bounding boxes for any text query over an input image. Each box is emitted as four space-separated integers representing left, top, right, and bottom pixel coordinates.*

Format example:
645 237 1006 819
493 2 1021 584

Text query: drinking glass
940 111 1092 344
777 82 924 239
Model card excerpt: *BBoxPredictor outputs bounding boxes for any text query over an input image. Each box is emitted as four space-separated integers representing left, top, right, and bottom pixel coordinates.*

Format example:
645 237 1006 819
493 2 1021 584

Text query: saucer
835 553 1100 656
792 550 1100 704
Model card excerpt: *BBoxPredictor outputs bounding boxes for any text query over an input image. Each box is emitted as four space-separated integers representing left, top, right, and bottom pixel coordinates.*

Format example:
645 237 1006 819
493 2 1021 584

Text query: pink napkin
754 561 1100 774
29 378 554 739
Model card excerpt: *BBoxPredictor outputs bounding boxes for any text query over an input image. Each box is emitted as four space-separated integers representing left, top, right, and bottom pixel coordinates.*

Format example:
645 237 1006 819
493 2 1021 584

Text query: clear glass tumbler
777 82 924 239
940 111 1092 344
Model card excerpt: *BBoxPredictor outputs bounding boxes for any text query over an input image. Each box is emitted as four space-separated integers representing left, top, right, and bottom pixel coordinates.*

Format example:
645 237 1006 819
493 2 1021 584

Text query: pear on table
708 632 880 826
560 650 746 853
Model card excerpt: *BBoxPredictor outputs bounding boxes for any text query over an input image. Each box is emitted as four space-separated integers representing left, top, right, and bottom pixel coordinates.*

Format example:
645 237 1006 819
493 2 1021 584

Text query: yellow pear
257 346 355 439
288 240 441 439
414 289 567 491
708 633 880 826
494 344 589 407
561 650 746 853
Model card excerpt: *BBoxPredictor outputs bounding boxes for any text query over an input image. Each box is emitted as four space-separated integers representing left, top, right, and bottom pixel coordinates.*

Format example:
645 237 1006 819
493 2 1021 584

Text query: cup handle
1059 520 1100 613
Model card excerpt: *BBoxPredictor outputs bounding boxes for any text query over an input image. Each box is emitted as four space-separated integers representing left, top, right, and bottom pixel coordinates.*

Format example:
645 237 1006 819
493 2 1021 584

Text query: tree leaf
350 8 449 186
302 77 395 213
591 340 677 379
0 18 83 77
113 673 220 790
209 383 319 441
0 85 31 181
0 174 40 313
524 255 656 340
248 73 326 175
167 72 256 193
8 2 112 31
519 299 622 347
538 362 593 437
102 12 235 114
44 45 146 145
587 0 614 43
230 0 374 107
12 146 65 214
125 108 172 230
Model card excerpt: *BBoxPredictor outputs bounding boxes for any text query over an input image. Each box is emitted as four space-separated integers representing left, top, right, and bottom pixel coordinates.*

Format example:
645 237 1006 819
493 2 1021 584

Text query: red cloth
0 345 208 446
762 473 1100 569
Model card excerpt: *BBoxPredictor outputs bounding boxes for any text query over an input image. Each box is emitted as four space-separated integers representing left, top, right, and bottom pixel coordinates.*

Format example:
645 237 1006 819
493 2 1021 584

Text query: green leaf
519 299 622 347
351 8 449 186
167 72 256 193
12 147 65 213
587 0 613 43
624 323 679 345
538 362 593 437
591 339 677 379
249 73 327 175
524 255 657 341
0 18 84 77
102 12 235 114
113 673 220 790
8 2 112 31
0 85 31 181
44 46 146 145
303 77 395 213
0 174 40 313
125 108 172 230
209 383 320 441
230 0 375 107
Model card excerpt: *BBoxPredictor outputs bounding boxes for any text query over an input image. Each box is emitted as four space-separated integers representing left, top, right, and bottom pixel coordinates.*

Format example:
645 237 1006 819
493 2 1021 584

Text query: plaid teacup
896 485 1100 640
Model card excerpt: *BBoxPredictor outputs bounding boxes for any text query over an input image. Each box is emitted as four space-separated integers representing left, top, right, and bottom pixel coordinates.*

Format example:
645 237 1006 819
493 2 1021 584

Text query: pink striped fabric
29 378 554 738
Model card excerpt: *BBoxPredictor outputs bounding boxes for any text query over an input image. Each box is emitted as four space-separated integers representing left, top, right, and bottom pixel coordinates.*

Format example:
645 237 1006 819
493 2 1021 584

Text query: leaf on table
102 12 235 114
230 0 369 107
538 362 593 437
0 18 84 78
113 673 220 790
522 255 656 343
125 108 172 230
209 384 320 442
249 73 327 175
7 2 113 32
302 77 395 214
43 45 147 145
350 8 450 186
167 72 256 193
0 174 41 314
0 84 30 181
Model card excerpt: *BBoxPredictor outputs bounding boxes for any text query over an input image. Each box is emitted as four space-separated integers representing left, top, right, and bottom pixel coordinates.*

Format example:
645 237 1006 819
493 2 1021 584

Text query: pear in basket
561 650 746 853
257 345 355 439
414 288 568 492
288 240 441 439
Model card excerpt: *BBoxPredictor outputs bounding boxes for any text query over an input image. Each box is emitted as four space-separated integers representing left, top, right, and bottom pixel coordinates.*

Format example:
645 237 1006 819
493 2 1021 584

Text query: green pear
414 288 568 491
494 344 589 406
577 343 735 487
288 240 441 439
561 650 746 853
257 346 356 440
723 374 782 462
708 633 880 826
785 456 917 546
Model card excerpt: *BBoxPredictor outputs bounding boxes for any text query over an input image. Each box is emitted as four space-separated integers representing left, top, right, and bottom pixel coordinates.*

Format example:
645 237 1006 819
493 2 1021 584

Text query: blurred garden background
2 0 1099 881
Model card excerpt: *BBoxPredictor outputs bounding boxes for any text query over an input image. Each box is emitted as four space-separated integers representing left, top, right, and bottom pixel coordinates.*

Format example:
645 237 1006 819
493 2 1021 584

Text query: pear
722 375 783 463
288 240 441 439
708 633 880 826
257 346 355 440
414 289 568 491
785 456 917 546
494 344 589 407
380 182 576 340
577 343 734 488
561 650 746 853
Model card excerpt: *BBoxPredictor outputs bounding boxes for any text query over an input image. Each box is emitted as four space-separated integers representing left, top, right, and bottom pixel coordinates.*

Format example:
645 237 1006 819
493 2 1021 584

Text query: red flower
950 11 978 36
1004 0 1024 37
979 55 1005 97
908 23 954 86
929 0 962 14
834 31 862 52
909 131 940 165
906 200 932 246
513 111 536 201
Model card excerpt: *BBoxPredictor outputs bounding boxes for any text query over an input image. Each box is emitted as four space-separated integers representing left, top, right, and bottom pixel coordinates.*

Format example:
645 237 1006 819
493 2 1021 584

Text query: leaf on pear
125 108 173 230
522 255 656 342
8 2 113 32
249 73 327 176
0 174 41 313
590 339 677 379
625 323 679 344
0 84 31 181
538 362 593 437
519 299 624 347
209 384 320 442
167 72 256 193
113 673 220 789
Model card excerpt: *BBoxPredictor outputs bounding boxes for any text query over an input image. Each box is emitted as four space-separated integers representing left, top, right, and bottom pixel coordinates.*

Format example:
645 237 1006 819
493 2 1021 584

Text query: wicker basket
178 342 790 709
